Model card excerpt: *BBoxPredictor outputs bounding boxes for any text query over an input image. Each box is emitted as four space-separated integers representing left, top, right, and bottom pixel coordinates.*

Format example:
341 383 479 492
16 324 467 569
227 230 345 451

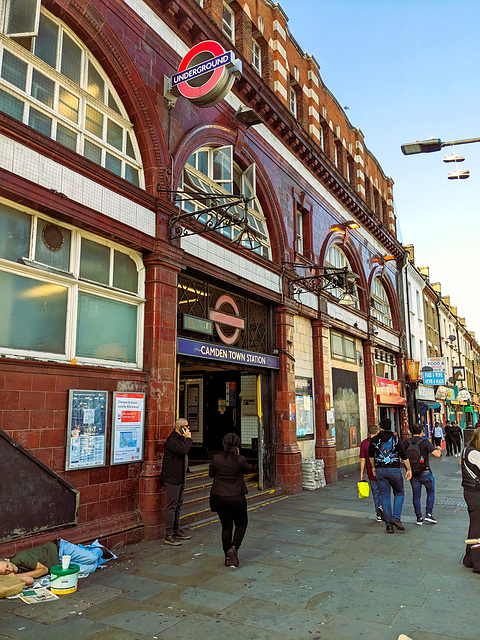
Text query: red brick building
0 0 405 552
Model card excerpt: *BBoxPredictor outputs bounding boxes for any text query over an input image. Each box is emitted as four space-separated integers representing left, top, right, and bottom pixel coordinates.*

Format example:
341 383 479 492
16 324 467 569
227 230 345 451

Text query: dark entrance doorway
205 371 241 452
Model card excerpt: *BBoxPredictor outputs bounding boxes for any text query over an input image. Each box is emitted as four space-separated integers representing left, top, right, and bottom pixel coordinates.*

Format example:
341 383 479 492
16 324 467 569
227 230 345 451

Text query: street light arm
401 136 480 155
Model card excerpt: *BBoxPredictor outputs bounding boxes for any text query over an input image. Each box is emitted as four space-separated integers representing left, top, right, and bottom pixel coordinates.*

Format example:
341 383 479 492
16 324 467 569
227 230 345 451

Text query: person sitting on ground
0 539 115 586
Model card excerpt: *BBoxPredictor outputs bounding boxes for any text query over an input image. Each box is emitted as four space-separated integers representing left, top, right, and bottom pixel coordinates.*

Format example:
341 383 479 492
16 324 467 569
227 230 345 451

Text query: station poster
111 392 145 465
66 390 108 470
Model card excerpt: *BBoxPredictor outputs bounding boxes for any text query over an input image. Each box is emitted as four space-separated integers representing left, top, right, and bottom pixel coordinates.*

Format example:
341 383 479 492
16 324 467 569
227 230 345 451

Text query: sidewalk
0 454 476 640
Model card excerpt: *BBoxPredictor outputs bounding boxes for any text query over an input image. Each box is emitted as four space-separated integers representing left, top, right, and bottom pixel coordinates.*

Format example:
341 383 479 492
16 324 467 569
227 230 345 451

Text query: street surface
0 454 476 640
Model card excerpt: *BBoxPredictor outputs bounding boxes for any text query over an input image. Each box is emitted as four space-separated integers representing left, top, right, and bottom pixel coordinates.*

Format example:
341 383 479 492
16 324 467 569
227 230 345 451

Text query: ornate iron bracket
283 263 359 298
163 190 263 251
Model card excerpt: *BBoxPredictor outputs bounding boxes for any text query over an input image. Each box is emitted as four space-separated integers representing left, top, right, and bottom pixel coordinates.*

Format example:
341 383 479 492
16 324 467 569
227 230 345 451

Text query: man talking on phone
160 418 193 546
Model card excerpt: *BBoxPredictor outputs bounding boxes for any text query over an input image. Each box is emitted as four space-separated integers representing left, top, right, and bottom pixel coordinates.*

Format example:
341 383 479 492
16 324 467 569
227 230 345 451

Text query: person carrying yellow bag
359 424 383 521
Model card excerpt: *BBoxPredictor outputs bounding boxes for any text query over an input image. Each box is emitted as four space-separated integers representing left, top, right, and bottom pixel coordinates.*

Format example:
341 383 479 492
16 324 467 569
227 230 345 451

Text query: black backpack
405 437 427 475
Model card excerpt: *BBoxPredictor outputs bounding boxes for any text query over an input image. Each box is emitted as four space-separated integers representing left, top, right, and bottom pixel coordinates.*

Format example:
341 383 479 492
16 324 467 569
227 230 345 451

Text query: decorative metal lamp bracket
283 264 356 297
163 190 262 250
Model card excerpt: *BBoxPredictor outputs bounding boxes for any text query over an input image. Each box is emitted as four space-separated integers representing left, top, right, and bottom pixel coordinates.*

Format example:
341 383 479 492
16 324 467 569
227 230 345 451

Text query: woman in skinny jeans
209 433 252 568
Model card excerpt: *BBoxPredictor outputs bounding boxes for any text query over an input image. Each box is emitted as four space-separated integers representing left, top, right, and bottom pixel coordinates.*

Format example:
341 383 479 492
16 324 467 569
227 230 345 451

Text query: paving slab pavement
1 454 478 640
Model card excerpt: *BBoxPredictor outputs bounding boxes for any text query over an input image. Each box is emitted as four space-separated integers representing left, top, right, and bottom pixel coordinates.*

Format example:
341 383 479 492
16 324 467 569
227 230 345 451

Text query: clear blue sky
278 0 480 335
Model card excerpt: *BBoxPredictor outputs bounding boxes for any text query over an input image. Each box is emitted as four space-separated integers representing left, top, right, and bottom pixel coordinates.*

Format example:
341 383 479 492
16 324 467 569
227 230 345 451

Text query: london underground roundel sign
171 41 242 108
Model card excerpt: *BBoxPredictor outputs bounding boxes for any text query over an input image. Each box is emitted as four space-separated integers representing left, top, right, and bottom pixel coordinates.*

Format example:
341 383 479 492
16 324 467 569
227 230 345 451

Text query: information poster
66 390 108 470
111 392 145 465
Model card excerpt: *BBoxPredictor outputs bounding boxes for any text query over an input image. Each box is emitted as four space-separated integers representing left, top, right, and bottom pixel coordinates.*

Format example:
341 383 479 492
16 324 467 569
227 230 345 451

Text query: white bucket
50 563 80 594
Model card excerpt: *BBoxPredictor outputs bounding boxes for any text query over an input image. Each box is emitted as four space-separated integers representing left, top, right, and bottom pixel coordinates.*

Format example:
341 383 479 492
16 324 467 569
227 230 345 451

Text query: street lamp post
401 136 480 179
401 137 480 155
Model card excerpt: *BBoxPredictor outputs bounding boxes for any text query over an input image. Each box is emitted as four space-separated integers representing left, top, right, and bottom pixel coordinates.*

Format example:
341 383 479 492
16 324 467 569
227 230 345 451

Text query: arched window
325 244 359 309
0 8 143 186
181 145 271 259
371 277 392 327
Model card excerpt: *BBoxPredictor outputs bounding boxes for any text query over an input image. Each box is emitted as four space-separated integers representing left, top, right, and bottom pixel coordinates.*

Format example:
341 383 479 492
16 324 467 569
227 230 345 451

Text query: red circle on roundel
177 40 226 99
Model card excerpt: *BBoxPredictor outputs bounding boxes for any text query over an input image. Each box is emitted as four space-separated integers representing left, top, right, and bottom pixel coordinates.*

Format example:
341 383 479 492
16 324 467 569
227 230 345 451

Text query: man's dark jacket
160 430 192 485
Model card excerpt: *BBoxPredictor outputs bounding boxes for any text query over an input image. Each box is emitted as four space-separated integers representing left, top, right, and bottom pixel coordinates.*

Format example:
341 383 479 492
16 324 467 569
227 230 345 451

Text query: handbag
440 440 446 451
357 480 370 499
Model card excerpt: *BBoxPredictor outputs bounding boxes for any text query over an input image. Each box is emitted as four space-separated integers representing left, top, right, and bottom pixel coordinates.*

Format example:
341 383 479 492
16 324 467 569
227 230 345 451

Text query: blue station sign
177 337 279 370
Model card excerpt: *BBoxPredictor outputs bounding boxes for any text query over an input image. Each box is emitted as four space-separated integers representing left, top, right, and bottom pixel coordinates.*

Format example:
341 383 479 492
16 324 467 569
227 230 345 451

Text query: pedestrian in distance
209 433 253 568
404 423 442 525
160 418 193 546
461 428 480 573
359 424 383 522
450 421 462 457
369 418 412 533
444 420 453 457
432 421 444 450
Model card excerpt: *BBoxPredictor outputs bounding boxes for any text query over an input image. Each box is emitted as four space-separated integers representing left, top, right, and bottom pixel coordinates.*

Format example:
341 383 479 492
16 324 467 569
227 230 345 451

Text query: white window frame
0 198 145 369
290 86 297 117
0 8 144 187
2 0 41 37
325 244 359 309
181 146 271 260
222 2 235 42
371 277 393 328
296 209 304 255
252 39 261 75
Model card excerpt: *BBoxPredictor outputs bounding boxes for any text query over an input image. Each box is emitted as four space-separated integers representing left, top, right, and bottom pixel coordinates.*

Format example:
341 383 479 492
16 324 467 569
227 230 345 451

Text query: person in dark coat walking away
444 421 453 457
160 418 192 546
450 421 462 457
209 433 253 567
461 429 480 572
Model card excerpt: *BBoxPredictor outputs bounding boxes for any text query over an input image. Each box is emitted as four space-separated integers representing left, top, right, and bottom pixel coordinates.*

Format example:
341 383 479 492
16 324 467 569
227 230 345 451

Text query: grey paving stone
0 615 104 640
220 597 327 635
9 596 91 623
179 586 242 609
93 571 173 600
391 604 476 639
98 609 180 635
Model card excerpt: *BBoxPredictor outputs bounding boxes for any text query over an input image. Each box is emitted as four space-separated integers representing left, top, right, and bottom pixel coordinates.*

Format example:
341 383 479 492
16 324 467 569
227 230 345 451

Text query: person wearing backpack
368 418 412 533
404 423 442 525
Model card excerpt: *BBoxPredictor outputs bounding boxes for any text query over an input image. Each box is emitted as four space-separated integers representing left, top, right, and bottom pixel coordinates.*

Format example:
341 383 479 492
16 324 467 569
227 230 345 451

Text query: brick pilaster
276 305 302 494
312 319 337 484
139 242 183 540
363 340 377 426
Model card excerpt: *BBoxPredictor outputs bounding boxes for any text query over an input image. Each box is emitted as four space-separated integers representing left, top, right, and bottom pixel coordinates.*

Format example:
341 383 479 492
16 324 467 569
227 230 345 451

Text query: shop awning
418 400 441 415
377 394 406 406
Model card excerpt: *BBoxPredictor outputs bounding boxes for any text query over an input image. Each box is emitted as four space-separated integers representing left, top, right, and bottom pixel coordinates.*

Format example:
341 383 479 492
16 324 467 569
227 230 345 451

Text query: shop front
176 273 279 485
376 377 406 436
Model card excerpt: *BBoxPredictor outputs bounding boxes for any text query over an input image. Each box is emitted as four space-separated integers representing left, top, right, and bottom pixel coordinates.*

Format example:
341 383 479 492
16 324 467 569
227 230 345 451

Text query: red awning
377 394 406 406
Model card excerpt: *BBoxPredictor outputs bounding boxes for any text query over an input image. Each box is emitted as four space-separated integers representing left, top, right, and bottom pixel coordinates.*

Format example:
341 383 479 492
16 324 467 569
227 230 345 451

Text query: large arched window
371 277 392 328
0 8 143 186
180 145 271 259
325 244 359 309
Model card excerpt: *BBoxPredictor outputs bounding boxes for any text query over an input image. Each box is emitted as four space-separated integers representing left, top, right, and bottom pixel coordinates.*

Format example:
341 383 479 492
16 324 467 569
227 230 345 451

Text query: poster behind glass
111 392 145 464
295 377 314 438
66 390 108 470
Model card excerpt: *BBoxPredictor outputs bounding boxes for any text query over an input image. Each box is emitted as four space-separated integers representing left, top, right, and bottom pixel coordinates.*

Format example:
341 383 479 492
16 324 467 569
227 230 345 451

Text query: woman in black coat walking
209 433 253 567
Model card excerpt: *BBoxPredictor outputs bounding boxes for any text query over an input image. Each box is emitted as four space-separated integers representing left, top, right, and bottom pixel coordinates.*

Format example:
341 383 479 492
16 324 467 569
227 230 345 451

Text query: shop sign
170 40 242 107
423 357 446 386
458 388 471 402
376 377 406 406
416 384 435 402
435 386 449 401
177 337 279 369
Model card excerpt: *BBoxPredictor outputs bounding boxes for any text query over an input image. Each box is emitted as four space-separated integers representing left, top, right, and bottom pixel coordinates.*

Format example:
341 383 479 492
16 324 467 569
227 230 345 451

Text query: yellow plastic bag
357 480 370 499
